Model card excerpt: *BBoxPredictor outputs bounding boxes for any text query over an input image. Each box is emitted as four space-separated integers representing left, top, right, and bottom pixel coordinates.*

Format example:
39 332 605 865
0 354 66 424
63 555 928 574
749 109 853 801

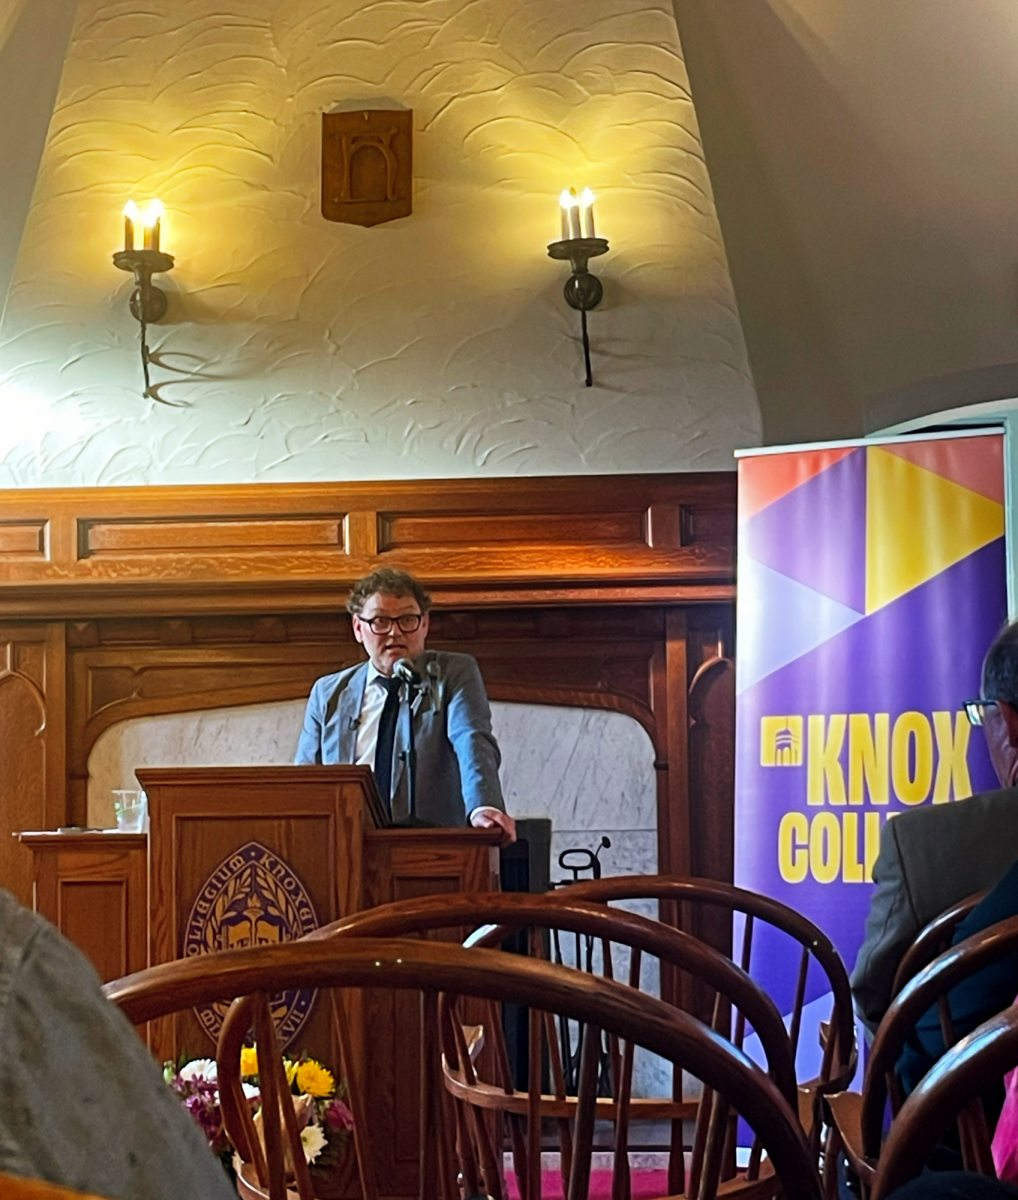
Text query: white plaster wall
0 0 759 485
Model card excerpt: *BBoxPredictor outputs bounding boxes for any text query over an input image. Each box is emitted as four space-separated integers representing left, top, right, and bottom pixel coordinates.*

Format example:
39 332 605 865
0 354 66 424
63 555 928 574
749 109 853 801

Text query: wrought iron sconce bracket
548 236 609 387
112 249 175 399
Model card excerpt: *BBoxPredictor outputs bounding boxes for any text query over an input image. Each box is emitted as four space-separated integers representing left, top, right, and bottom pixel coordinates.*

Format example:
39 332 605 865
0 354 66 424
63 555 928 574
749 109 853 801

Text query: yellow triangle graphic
866 445 1004 614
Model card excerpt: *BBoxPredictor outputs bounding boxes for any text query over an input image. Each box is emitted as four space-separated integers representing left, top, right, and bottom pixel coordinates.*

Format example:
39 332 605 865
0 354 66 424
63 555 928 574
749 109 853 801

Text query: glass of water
112 789 147 832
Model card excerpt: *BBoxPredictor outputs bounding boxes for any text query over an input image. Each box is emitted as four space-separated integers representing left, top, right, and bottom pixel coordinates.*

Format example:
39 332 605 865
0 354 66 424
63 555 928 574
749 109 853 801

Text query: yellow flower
240 1046 259 1078
283 1059 299 1086
295 1059 334 1098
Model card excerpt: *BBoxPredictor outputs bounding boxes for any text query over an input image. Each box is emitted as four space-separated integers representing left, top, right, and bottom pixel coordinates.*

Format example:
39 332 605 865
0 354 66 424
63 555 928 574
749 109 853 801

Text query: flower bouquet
165 1049 353 1187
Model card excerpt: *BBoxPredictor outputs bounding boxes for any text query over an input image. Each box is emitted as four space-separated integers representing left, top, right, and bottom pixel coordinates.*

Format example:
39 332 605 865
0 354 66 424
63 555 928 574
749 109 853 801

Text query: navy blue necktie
373 677 402 812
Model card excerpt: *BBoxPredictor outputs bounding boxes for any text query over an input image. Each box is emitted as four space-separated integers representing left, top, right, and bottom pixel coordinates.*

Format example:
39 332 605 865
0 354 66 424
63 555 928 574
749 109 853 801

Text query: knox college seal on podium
183 841 319 1047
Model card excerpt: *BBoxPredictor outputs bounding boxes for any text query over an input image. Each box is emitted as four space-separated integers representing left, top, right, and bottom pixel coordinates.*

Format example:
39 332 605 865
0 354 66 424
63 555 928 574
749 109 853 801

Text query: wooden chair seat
824 1090 876 1188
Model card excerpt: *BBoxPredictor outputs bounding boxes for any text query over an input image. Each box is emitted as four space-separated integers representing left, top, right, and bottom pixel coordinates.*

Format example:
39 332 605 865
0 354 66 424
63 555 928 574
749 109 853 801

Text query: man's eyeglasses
358 613 423 635
963 699 999 727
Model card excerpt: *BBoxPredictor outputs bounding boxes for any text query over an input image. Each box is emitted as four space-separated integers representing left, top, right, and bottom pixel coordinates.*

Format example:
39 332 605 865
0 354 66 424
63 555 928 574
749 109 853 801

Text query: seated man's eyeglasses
360 613 424 634
964 698 999 727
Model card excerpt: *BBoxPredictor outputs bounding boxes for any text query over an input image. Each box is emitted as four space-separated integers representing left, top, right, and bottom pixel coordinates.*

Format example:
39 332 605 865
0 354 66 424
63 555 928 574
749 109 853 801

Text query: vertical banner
734 431 1007 1072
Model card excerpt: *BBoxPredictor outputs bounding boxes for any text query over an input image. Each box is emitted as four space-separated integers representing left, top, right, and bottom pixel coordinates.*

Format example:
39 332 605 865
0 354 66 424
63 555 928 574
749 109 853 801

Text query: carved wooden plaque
322 109 412 226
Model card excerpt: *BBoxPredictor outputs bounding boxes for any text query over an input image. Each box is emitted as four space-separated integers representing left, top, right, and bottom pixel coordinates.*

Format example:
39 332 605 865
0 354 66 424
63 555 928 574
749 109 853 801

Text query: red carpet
504 1168 671 1199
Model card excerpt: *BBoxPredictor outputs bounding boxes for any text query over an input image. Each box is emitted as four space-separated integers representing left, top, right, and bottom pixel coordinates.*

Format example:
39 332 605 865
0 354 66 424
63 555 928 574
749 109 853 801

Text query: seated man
852 619 1018 1035
295 567 515 843
0 888 236 1199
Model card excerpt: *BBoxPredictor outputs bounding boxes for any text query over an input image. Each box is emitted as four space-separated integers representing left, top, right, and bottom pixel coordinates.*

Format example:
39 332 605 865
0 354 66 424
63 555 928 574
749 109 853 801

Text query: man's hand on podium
469 806 517 846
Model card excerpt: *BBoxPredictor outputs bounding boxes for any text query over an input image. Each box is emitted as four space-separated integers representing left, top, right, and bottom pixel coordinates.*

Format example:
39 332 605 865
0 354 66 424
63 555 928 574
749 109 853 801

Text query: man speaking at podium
295 568 515 845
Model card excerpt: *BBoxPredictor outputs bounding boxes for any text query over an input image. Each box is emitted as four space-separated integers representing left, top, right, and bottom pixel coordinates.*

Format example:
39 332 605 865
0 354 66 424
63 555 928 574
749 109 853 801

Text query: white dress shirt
353 669 395 765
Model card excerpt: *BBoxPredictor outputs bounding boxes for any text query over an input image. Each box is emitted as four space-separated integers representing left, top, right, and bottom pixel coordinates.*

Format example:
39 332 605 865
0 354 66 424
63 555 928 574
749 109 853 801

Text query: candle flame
123 200 142 221
141 199 164 227
579 187 595 207
559 188 577 209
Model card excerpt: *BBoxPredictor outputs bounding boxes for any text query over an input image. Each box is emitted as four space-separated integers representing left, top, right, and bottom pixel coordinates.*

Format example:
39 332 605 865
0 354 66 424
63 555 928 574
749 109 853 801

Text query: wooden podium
19 765 501 1199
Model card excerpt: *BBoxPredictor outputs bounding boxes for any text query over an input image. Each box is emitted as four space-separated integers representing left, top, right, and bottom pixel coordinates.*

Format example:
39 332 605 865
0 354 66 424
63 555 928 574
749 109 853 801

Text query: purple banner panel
734 434 1007 1073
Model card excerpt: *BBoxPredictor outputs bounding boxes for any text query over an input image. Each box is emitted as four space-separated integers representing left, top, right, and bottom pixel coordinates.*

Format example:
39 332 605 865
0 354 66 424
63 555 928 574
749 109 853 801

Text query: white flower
179 1058 217 1083
300 1122 328 1164
242 1082 260 1100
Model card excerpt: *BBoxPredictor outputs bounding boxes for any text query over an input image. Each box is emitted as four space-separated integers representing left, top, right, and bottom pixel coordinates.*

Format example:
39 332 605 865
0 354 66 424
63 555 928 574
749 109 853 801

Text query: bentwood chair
104 937 823 1200
312 890 798 1200
827 914 1018 1199
870 1005 1018 1200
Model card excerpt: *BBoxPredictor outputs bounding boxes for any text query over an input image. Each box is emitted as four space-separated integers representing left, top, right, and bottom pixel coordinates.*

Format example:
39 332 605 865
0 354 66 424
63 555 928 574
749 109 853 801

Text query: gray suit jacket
850 786 1018 1033
294 650 505 827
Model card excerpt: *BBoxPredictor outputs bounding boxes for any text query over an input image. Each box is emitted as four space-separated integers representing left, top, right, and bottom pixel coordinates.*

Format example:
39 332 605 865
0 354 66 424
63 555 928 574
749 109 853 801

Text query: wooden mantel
1 472 736 911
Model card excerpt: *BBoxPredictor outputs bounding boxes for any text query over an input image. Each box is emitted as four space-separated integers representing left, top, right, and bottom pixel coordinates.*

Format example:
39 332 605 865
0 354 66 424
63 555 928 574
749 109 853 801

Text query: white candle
559 189 572 240
123 200 141 252
579 187 596 238
142 200 164 252
567 187 581 240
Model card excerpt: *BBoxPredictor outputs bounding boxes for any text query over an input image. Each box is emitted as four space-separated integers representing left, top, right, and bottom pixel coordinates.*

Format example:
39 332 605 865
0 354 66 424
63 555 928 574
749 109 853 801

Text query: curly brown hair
345 568 432 615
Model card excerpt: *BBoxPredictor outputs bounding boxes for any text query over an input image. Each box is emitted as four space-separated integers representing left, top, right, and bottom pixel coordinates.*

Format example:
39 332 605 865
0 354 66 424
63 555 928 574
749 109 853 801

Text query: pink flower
324 1099 354 1131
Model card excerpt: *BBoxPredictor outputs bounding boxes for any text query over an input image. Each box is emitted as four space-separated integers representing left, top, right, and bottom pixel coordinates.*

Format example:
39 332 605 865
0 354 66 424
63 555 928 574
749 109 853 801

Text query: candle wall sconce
548 187 609 387
112 200 174 400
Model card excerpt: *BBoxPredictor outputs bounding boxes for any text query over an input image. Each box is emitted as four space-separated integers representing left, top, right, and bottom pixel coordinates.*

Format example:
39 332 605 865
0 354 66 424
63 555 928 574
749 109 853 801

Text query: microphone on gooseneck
393 658 422 686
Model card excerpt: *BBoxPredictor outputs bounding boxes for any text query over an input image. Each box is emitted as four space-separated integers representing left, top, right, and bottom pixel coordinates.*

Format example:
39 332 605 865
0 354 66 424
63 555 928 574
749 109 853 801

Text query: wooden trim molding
4 473 737 909
0 473 734 616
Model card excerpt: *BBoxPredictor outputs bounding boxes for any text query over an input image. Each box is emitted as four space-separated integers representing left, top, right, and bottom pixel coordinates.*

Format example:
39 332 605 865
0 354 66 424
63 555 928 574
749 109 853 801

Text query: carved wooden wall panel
0 474 737 906
80 515 346 556
0 624 66 903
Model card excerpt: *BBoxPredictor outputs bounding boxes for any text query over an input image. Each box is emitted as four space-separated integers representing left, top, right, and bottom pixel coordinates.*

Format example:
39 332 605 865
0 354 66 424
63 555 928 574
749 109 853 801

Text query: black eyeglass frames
963 699 999 727
358 613 423 634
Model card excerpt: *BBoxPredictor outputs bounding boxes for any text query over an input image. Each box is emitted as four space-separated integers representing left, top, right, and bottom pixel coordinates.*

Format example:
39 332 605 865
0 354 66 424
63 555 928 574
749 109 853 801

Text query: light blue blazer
294 650 505 827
